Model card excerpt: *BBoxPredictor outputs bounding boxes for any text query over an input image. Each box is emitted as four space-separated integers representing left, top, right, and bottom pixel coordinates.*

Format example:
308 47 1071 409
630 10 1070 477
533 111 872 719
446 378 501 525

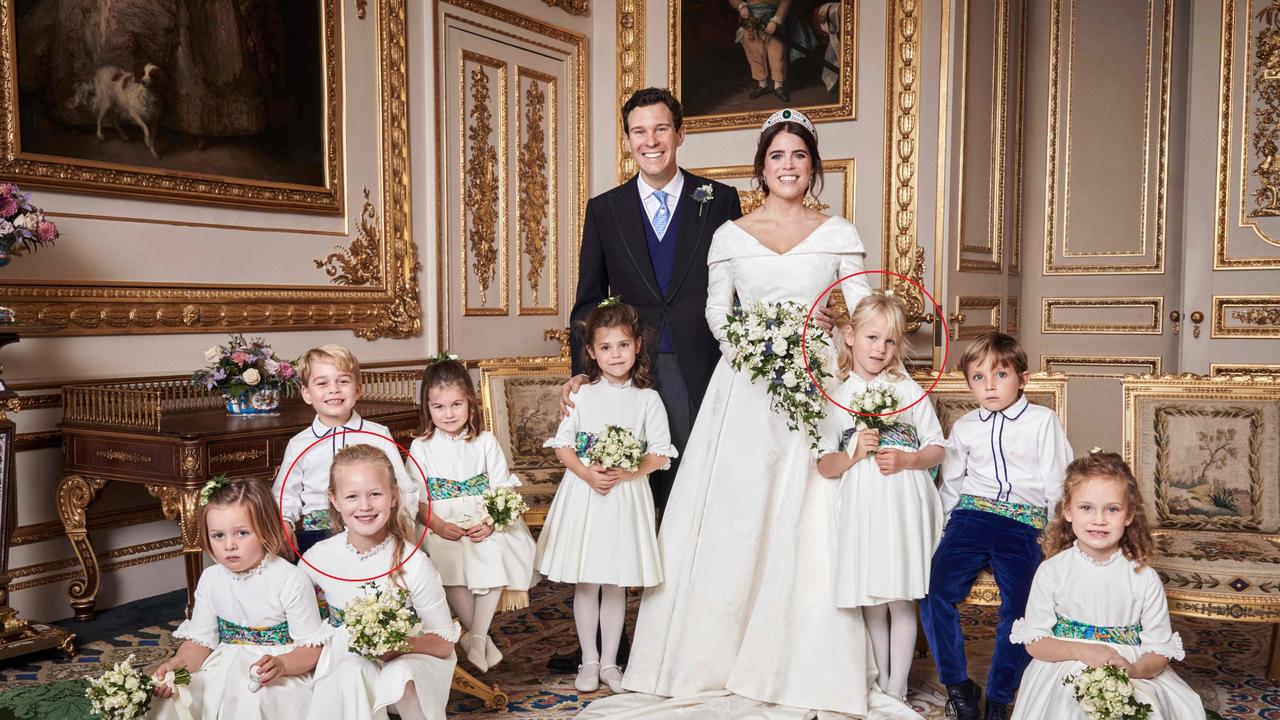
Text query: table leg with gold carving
55 474 108 622
147 485 203 618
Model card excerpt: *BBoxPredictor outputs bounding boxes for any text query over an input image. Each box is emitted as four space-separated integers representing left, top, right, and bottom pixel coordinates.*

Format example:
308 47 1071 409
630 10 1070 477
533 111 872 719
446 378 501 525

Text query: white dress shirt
636 170 685 240
938 394 1073 518
271 411 421 525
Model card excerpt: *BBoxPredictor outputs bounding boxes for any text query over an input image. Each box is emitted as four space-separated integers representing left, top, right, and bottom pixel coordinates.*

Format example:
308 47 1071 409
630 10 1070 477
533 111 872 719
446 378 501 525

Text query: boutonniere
692 184 714 216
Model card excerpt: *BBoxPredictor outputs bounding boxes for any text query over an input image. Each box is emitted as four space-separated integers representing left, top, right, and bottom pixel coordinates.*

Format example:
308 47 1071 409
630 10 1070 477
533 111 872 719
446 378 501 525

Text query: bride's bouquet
723 300 832 449
480 487 529 531
1062 664 1152 720
85 654 189 720
344 582 421 660
585 425 646 472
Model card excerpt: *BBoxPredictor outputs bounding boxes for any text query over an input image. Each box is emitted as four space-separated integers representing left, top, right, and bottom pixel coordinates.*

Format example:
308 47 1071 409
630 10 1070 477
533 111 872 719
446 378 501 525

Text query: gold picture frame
0 0 343 213
668 0 857 132
0 0 420 339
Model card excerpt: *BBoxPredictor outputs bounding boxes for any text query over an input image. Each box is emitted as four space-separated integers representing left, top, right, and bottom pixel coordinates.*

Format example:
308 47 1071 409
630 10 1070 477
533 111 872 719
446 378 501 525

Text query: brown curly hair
328 444 418 590
1041 452 1154 569
579 302 655 389
417 358 482 440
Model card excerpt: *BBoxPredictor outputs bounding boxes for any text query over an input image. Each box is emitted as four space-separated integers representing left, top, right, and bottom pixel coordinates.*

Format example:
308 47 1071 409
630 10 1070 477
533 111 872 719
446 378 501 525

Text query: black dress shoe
944 679 982 720
774 86 791 102
983 699 1011 720
748 84 772 99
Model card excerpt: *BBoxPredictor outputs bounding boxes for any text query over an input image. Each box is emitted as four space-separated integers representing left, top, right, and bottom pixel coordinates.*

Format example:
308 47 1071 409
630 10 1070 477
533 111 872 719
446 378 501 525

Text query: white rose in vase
203 346 222 363
242 368 262 386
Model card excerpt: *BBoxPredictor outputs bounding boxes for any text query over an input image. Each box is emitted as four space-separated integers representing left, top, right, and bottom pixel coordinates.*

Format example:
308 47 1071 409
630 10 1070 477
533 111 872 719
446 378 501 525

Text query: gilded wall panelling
1041 297 1164 334
517 68 559 316
956 0 1008 274
461 50 509 316
691 160 857 220
1007 296 1019 333
543 0 589 14
616 0 645 183
1042 0 1171 274
1210 362 1280 375
1216 0 1280 268
1212 295 1280 336
955 296 1002 339
884 0 930 329
1010 0 1027 277
1041 355 1162 378
0 0 421 339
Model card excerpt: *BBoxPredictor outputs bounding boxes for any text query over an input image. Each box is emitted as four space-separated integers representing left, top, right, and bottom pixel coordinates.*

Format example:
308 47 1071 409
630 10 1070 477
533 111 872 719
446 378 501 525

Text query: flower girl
149 477 328 720
1008 452 1204 719
409 354 536 673
816 292 945 701
301 444 459 720
534 298 674 693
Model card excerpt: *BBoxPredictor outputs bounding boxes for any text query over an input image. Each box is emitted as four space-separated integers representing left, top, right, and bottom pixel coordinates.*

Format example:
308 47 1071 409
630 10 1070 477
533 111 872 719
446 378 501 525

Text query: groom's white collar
637 170 686 203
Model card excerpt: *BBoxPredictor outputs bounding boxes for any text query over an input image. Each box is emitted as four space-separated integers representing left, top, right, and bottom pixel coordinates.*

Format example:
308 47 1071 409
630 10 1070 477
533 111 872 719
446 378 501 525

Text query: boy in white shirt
272 345 427 556
920 333 1073 720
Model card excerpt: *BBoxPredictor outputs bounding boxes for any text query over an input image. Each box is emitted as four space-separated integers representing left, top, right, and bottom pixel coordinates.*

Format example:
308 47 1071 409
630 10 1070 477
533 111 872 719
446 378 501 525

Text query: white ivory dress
534 379 674 588
408 430 537 593
580 217 922 720
1008 543 1205 719
818 372 945 607
301 532 460 720
150 555 330 720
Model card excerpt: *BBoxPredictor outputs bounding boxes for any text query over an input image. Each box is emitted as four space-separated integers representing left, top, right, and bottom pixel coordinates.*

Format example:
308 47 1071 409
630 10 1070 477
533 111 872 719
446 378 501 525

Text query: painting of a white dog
69 64 163 159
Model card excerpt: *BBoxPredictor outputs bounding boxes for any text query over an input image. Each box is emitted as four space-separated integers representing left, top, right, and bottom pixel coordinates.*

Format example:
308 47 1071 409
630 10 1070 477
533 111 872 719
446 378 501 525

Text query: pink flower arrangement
0 184 58 261
192 334 301 399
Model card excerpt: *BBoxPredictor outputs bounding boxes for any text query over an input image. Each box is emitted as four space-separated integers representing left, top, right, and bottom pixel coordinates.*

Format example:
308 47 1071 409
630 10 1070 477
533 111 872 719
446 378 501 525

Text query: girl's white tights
445 586 502 638
394 681 428 720
864 599 917 698
574 583 626 667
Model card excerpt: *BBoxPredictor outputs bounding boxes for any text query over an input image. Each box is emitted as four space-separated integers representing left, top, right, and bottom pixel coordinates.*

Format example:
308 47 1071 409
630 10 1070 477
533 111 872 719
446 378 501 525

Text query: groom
549 87 740 673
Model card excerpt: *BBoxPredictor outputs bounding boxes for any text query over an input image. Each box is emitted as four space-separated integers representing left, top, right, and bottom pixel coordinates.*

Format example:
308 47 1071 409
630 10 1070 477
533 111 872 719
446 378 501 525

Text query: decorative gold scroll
461 51 508 315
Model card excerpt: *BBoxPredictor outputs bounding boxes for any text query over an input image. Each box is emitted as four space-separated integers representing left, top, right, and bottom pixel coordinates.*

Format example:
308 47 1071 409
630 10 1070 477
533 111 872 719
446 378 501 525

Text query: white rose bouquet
586 425 646 472
849 384 901 432
344 582 421 660
85 654 189 720
1062 664 1152 720
723 300 833 449
480 487 528 531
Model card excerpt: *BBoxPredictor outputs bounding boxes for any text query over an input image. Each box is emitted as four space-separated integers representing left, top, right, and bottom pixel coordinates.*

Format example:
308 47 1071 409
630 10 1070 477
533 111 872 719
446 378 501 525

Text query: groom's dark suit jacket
570 171 743 412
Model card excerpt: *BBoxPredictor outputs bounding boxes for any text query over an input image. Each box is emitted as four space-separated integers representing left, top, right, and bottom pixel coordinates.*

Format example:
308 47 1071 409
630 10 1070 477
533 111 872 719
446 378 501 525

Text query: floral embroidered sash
426 473 489 501
957 494 1048 530
216 617 292 646
839 423 939 480
1052 614 1142 646
300 509 333 531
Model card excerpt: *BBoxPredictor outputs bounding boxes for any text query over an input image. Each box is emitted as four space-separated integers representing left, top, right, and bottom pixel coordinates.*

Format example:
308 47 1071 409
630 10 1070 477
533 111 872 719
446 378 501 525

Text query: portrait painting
0 0 342 212
669 0 856 132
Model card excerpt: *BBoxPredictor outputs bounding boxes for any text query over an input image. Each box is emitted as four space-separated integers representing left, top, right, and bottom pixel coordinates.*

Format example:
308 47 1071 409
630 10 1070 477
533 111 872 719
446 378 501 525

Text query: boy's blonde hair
957 332 1028 377
199 478 286 558
328 444 415 589
836 293 911 381
296 345 362 386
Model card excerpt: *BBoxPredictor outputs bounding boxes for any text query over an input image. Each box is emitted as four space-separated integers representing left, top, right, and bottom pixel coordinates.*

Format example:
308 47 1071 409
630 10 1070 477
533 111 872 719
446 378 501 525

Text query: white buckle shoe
599 664 624 693
575 661 601 693
484 635 503 669
462 634 489 673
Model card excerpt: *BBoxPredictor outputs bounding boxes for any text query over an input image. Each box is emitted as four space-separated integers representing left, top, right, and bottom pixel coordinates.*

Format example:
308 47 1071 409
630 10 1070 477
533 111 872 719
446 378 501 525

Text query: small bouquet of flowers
723 300 832 449
480 487 529 531
586 425 646 472
0 183 58 266
344 582 421 660
85 654 189 720
191 334 299 400
1062 664 1152 720
849 385 901 432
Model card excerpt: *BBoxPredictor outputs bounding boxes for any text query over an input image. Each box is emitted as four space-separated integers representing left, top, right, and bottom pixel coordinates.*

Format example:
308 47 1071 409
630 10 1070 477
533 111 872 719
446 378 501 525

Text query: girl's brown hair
836 292 911 381
417 358 482 440
328 444 417 589
752 122 825 199
199 478 286 559
579 302 655 389
1041 452 1154 569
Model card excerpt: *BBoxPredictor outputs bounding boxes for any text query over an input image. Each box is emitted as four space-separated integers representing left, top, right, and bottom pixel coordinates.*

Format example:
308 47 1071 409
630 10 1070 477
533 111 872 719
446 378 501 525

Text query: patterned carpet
0 584 1273 719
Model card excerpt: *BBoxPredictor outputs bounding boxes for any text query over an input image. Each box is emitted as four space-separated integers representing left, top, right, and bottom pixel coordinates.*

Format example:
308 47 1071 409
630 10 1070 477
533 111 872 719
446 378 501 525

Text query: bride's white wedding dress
578 217 923 720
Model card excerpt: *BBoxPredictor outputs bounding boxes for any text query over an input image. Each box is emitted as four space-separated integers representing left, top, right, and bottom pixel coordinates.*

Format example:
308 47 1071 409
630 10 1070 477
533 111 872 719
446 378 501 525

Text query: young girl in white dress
409 355 536 674
815 292 945 701
149 477 329 720
535 298 675 694
301 444 459 720
1008 452 1204 719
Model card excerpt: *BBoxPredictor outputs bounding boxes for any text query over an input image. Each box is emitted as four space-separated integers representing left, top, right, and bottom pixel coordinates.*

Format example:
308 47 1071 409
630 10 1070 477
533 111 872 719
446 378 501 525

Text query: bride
580 110 922 720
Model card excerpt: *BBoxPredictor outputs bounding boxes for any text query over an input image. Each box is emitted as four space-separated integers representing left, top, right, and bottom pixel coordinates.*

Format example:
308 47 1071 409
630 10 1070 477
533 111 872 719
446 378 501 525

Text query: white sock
598 585 626 667
470 588 502 639
445 587 475 631
394 681 429 720
864 603 891 691
574 583 602 664
886 600 918 697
